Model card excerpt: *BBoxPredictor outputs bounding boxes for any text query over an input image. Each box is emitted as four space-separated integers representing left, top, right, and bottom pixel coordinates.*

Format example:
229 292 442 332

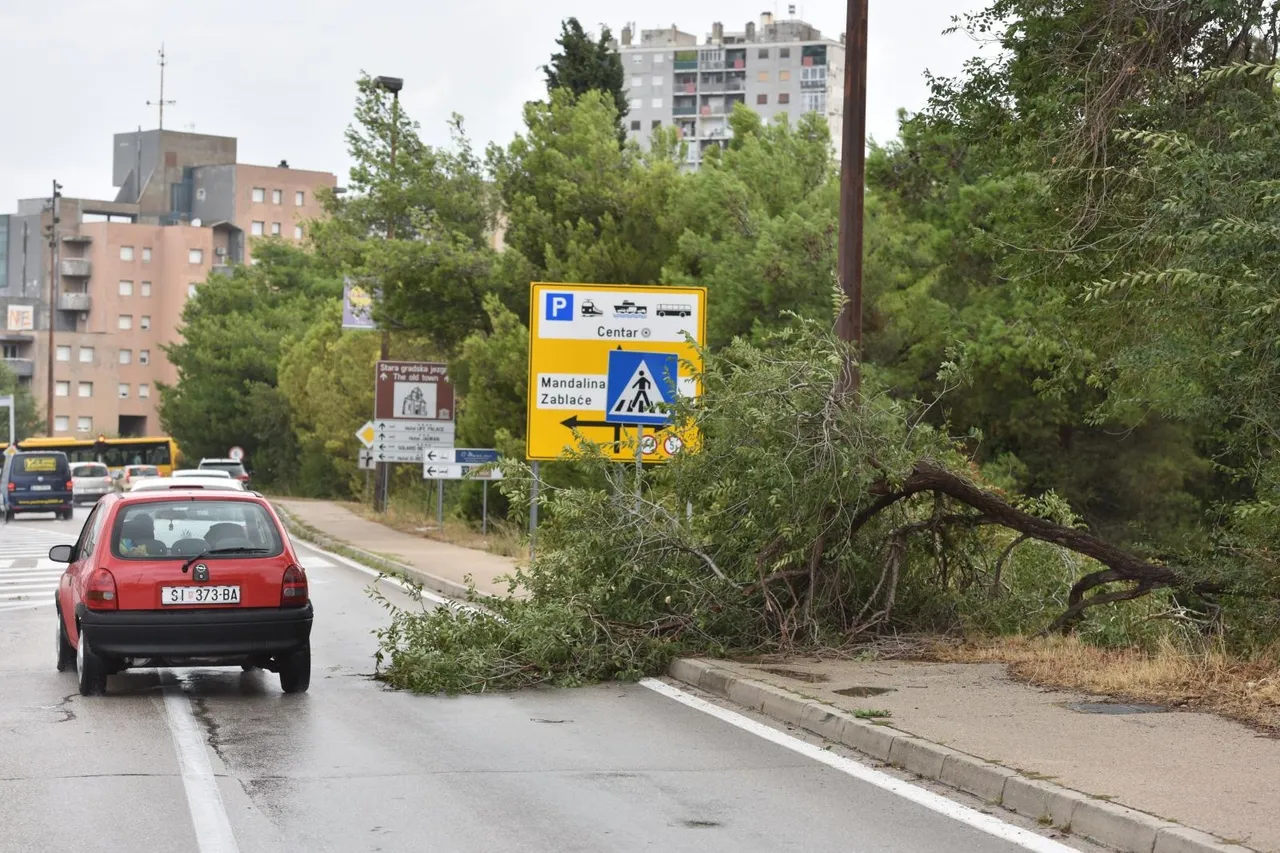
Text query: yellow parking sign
526 282 706 462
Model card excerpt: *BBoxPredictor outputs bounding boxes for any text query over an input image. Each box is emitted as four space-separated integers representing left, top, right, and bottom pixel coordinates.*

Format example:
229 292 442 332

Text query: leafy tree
544 18 629 142
0 365 43 442
157 243 340 485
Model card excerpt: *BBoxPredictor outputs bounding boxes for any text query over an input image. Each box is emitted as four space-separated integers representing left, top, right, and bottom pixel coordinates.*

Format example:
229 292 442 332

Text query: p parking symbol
546 292 574 321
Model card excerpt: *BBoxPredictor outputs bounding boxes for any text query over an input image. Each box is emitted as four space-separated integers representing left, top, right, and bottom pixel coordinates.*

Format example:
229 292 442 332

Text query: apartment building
0 129 336 437
617 13 845 168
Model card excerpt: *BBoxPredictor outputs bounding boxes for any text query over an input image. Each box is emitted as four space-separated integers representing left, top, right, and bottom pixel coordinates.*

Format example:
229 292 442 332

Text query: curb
272 502 487 603
669 659 1257 853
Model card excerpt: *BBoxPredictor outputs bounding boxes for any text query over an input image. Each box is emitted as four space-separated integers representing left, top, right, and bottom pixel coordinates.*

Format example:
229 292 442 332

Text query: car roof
200 458 242 463
130 478 243 490
174 467 230 476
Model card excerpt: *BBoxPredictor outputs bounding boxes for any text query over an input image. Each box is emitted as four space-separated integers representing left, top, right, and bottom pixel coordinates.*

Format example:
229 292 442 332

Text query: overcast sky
0 0 988 206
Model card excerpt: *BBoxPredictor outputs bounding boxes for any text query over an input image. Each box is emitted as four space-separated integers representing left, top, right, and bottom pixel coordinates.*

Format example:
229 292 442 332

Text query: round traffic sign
662 434 683 456
228 446 245 461
640 434 658 455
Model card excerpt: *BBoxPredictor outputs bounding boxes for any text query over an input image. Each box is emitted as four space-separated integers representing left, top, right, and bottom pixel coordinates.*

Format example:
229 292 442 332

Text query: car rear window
73 464 110 478
200 462 246 476
129 466 160 477
112 500 284 559
16 455 65 475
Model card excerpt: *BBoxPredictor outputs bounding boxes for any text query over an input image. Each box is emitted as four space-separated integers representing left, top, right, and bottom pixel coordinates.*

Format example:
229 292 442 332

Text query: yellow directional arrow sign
355 421 376 449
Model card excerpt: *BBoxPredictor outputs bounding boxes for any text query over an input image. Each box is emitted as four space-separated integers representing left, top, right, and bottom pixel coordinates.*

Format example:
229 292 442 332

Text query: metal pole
836 0 868 395
634 426 643 508
482 481 489 536
373 87 400 513
45 180 59 437
436 478 444 528
529 460 540 560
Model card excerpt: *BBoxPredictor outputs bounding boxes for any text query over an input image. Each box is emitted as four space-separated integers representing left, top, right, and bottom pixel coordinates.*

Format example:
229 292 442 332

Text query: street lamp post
372 75 403 513
45 180 62 436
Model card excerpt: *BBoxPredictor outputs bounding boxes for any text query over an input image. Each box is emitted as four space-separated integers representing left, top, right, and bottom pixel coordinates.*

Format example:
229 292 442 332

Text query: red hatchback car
50 490 313 696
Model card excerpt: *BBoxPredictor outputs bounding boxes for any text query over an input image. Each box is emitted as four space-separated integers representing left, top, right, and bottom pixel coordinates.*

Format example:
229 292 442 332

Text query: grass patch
339 497 525 559
853 708 893 719
928 635 1280 731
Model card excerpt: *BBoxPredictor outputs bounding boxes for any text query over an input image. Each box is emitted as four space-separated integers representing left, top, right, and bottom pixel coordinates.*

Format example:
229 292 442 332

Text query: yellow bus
0 435 181 476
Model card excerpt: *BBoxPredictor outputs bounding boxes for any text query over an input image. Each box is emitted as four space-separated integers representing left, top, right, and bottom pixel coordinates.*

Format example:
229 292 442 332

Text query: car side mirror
49 544 74 563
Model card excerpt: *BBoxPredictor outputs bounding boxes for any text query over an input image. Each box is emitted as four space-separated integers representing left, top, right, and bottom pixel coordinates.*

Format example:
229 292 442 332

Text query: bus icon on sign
656 303 692 317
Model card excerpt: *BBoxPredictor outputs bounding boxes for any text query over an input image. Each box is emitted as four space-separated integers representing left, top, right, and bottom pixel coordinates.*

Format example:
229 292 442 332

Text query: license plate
31 485 51 491
160 586 241 605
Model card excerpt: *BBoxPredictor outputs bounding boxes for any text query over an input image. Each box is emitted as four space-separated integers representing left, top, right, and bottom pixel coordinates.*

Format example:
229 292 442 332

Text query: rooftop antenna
146 44 176 131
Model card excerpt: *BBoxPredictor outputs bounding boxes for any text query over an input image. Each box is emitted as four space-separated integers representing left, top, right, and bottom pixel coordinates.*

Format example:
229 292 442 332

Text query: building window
188 284 198 298
631 54 643 64
188 248 203 264
651 97 663 108
118 315 133 330
141 281 152 297
293 225 303 240
252 187 265 203
779 70 791 81
118 383 130 399
54 416 68 433
140 315 151 330
251 221 264 236
120 246 134 261
758 71 770 82
77 417 91 433
653 53 665 64
272 189 282 204
630 120 641 131
1 344 17 359
652 75 663 86
139 349 150 365
118 280 133 296
295 190 304 206
119 349 132 365
778 92 791 104
779 47 791 59
801 65 825 82
56 345 71 362
79 347 94 363
55 381 69 397
802 92 827 113
142 247 152 263
271 222 281 236
629 97 642 110
139 384 150 399
652 120 662 129
78 382 92 398
758 48 770 59
757 93 768 104
631 76 643 88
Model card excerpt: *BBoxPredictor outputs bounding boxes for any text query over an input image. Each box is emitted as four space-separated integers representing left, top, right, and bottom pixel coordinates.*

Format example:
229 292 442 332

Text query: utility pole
45 180 62 437
836 0 868 395
146 44 176 132
372 75 403 513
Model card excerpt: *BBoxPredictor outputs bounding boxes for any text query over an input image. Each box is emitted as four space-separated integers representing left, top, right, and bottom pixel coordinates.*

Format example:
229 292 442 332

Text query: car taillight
6 482 12 492
281 564 308 607
237 474 249 481
85 568 118 611
66 480 74 490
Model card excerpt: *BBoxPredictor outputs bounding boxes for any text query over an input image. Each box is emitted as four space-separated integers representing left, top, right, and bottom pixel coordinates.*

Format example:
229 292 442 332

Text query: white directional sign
422 463 505 480
374 419 455 444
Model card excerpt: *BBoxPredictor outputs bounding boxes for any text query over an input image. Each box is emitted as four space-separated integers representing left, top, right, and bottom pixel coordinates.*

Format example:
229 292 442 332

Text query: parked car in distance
52 490 313 696
70 462 113 506
2 450 73 520
198 458 250 489
172 468 231 479
117 465 161 492
129 477 245 493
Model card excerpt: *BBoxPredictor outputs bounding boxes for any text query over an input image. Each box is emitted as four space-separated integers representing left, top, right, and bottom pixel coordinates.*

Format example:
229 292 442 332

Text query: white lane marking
162 677 240 853
640 678 1079 853
0 600 50 612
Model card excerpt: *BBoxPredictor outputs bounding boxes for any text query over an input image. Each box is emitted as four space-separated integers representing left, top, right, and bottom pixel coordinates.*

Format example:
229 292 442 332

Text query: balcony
60 258 91 277
801 79 828 91
674 59 698 71
61 233 92 245
672 104 697 116
3 358 34 379
57 292 92 313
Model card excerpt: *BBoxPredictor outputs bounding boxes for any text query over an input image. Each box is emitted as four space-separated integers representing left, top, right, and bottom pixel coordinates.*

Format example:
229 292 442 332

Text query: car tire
55 613 75 672
278 644 310 694
76 632 107 696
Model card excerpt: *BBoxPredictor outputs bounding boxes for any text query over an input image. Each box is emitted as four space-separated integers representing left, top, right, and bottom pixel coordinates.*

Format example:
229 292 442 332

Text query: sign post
372 360 455 510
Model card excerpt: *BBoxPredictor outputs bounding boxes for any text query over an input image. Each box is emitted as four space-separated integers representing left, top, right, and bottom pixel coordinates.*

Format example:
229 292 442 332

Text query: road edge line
665 659 1258 853
161 677 240 853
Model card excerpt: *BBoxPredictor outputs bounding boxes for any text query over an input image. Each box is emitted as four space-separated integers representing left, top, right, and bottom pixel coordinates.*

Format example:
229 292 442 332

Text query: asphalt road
0 507 1102 853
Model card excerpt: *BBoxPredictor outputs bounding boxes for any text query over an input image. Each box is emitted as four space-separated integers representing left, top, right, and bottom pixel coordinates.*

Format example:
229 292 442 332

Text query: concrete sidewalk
268 500 1273 853
273 498 517 599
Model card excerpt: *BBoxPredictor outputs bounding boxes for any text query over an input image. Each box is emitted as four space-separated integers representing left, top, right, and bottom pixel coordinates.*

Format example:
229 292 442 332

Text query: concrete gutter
273 502 489 604
669 658 1258 853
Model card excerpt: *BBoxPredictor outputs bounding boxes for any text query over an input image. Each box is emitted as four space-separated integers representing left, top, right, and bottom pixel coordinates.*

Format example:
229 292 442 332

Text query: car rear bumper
7 497 72 512
78 603 313 659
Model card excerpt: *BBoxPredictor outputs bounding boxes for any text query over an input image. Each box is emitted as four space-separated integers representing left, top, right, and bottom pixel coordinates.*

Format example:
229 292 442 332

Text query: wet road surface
0 508 1100 853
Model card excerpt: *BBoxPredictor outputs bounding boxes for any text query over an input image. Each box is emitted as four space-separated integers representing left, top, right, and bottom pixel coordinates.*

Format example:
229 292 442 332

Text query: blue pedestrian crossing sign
605 350 679 426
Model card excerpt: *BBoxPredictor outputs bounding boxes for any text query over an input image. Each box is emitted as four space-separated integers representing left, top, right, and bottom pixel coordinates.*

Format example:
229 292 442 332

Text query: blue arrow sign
605 350 679 427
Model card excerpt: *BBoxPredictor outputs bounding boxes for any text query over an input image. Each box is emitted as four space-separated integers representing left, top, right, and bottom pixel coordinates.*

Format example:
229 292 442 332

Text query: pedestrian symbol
605 350 679 426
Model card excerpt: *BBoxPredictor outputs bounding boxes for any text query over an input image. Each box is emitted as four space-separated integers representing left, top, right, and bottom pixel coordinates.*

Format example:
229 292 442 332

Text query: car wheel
55 613 75 672
278 644 310 694
76 632 107 696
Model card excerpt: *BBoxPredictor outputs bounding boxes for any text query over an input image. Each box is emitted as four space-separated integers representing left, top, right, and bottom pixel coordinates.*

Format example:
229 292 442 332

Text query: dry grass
927 635 1280 731
339 499 525 559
